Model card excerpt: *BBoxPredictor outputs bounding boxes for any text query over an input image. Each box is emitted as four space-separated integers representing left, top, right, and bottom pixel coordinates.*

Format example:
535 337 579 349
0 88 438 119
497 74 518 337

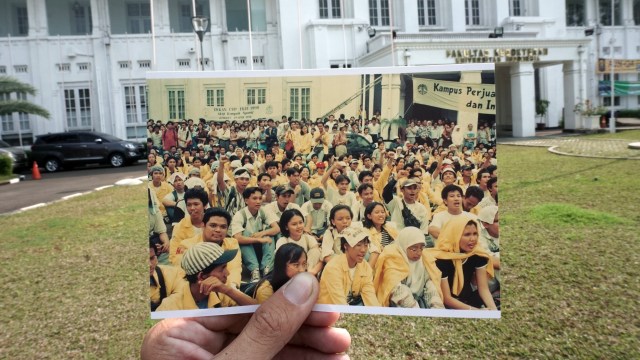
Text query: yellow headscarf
427 216 493 296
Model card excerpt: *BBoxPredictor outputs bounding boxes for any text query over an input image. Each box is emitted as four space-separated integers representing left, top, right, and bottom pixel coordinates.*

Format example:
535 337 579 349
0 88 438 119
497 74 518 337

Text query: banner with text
412 78 496 114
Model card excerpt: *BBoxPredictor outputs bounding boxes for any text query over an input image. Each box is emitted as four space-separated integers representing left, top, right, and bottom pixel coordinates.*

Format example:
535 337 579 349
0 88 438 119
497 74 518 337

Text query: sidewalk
499 127 640 160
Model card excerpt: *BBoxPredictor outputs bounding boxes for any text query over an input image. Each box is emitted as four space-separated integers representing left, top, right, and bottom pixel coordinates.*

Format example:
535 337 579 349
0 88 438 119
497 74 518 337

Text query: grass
1 131 639 359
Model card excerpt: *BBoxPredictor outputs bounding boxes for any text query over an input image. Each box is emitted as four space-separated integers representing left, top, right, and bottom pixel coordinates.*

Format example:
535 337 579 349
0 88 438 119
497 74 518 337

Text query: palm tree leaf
0 76 37 96
0 100 50 119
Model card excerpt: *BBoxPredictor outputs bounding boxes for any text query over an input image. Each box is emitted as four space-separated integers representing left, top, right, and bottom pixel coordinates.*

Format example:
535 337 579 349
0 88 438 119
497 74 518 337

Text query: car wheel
44 158 61 172
109 153 125 167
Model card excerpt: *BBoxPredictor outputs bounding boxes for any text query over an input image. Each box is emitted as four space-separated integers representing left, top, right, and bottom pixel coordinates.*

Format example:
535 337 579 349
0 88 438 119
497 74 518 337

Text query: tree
0 76 50 147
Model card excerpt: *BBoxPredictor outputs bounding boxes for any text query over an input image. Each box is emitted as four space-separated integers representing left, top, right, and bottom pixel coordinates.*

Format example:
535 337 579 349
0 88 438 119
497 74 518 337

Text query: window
71 3 92 35
127 2 152 34
247 89 266 105
78 63 90 71
177 59 191 68
319 0 341 19
57 64 71 72
369 0 390 26
599 0 622 26
179 3 203 33
330 63 352 68
206 89 224 107
234 57 247 65
64 88 92 129
465 0 480 26
168 89 185 120
253 56 264 64
418 0 437 26
602 96 620 106
511 0 522 16
119 61 131 69
290 88 310 120
0 66 5 74
15 6 28 36
16 93 30 131
635 0 640 25
124 85 148 139
566 0 585 27
14 65 28 73
138 60 151 68
226 0 267 32
1 93 13 132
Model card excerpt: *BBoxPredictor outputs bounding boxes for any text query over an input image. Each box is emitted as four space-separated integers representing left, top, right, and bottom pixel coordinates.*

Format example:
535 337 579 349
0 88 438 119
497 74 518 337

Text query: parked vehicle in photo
346 133 377 158
31 131 144 172
0 140 28 171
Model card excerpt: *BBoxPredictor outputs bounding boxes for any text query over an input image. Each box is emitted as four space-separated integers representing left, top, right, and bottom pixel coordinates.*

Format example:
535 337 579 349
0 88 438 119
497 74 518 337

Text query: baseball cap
477 205 498 224
340 227 369 247
350 159 359 164
309 188 325 204
274 185 295 196
316 162 326 169
402 178 419 188
440 167 456 178
181 242 238 276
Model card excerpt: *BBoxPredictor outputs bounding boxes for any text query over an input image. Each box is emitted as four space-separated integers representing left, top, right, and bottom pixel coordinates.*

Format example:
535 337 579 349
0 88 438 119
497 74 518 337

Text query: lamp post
191 15 209 71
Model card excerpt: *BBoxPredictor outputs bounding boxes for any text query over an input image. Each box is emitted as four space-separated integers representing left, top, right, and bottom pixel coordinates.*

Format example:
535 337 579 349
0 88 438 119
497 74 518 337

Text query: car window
0 140 10 147
78 133 100 143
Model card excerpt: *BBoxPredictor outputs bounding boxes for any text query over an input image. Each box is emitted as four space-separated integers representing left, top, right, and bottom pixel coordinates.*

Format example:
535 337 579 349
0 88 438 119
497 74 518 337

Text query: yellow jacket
372 243 443 307
169 216 200 260
150 181 174 215
156 280 237 311
152 265 187 311
295 133 313 154
318 254 380 306
366 223 399 253
255 280 274 304
170 235 243 288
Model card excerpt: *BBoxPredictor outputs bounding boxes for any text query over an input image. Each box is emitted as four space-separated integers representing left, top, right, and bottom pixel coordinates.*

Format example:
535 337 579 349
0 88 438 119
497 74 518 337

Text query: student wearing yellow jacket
161 242 257 310
318 227 380 306
169 189 208 261
150 241 186 312
373 227 444 308
170 208 243 290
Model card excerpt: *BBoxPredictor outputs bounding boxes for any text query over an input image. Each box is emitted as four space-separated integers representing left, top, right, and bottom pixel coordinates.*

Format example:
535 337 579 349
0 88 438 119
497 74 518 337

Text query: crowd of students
148 114 500 312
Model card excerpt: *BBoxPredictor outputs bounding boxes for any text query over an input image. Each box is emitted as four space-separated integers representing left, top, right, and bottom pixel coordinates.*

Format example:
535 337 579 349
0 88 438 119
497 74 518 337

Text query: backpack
150 266 167 312
166 190 186 223
401 199 422 228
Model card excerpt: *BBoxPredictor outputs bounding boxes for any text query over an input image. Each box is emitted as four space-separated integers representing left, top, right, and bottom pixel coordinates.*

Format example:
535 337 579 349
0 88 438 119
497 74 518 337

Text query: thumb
218 272 318 360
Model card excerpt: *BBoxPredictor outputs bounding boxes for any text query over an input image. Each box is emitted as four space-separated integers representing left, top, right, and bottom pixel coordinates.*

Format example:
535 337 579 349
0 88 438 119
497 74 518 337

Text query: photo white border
148 63 500 319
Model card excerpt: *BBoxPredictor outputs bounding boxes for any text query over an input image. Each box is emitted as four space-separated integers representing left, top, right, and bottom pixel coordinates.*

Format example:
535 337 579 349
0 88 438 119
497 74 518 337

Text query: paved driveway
0 163 146 215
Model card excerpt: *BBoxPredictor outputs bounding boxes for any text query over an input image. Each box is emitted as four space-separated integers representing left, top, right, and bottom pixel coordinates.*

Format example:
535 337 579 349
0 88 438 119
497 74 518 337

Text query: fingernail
283 273 314 305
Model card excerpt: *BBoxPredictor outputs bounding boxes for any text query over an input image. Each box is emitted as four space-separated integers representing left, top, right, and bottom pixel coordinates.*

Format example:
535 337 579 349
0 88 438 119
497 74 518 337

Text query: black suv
31 131 144 172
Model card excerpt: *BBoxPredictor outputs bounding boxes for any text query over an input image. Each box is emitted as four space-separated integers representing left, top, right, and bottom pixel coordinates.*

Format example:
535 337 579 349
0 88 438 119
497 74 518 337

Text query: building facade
0 0 639 145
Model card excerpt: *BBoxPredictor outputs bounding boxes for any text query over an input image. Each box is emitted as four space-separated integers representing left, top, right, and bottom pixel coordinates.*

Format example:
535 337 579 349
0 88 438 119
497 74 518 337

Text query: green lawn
0 132 639 359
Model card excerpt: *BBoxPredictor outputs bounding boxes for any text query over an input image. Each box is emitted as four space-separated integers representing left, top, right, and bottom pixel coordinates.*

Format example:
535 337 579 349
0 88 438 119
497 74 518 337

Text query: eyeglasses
407 245 425 253
288 262 308 270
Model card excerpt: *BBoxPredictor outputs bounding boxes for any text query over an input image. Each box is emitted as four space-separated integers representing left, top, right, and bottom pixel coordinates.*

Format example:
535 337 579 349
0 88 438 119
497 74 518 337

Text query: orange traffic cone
32 161 41 180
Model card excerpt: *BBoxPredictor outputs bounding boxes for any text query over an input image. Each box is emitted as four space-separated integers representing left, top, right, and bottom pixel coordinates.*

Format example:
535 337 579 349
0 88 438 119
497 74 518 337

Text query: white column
510 62 536 137
448 0 466 32
400 0 419 33
563 60 581 131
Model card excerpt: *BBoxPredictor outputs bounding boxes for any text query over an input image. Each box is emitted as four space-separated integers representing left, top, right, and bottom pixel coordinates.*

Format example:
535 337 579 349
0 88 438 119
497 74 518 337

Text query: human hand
199 276 226 295
258 237 272 244
157 242 170 254
141 273 351 359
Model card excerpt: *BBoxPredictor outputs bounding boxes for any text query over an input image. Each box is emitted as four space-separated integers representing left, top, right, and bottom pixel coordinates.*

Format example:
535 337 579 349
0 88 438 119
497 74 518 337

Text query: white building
0 0 638 145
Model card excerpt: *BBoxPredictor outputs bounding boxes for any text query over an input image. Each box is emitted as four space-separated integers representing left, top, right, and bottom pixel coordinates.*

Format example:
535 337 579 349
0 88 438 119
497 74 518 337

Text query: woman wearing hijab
373 227 444 308
427 216 497 310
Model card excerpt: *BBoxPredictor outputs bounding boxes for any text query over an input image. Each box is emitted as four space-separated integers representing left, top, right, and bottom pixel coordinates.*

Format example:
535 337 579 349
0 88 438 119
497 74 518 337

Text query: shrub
0 155 13 176
617 109 640 118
